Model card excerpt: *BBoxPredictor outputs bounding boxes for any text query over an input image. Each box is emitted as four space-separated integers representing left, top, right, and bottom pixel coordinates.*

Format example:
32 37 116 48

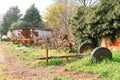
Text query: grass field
65 50 120 80
1 42 120 80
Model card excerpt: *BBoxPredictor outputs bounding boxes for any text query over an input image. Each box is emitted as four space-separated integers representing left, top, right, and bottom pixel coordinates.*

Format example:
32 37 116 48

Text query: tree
45 1 79 39
23 4 43 28
1 6 21 34
69 0 120 46
44 3 68 28
0 24 2 34
10 20 30 30
69 7 90 43
53 0 80 19
78 0 99 6
54 0 98 6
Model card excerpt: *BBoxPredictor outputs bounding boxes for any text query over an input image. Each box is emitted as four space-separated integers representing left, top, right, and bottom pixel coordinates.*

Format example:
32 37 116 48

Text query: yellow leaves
44 3 67 28
48 3 67 15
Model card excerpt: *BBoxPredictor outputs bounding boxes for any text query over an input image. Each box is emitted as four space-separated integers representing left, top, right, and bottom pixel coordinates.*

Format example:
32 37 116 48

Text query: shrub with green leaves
69 0 120 46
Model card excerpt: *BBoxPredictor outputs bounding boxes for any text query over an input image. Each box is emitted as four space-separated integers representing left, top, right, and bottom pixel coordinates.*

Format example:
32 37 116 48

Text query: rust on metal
7 28 39 45
37 54 85 60
101 37 120 51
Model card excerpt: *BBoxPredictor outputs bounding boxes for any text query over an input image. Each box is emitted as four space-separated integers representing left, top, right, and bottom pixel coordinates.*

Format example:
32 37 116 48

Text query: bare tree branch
89 0 92 6
78 0 84 6
79 0 86 6
90 0 98 6
78 0 98 6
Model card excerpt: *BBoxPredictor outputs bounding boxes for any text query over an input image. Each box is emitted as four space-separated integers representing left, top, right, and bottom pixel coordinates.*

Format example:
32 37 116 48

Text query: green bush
69 0 120 46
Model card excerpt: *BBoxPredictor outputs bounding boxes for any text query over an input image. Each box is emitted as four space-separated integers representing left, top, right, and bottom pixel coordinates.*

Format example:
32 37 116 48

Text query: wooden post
46 48 48 63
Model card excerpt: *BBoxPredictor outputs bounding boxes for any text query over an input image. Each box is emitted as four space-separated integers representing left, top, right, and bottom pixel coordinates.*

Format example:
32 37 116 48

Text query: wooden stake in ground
46 48 48 63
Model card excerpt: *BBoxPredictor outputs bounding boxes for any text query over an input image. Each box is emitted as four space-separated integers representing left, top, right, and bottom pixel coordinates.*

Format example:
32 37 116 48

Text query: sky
0 0 53 16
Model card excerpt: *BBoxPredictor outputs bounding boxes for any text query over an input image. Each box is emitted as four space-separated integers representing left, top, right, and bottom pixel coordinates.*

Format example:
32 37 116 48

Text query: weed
52 75 71 80
47 58 63 65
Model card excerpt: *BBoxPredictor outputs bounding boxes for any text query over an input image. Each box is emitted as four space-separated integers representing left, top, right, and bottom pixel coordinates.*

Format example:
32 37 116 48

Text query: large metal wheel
78 42 93 53
91 47 112 61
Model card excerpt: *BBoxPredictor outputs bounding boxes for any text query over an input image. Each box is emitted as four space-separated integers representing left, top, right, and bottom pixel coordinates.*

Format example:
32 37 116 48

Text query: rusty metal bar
37 54 85 60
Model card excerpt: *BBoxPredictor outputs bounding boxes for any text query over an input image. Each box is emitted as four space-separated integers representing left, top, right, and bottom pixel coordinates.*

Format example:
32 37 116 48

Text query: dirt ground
0 43 102 80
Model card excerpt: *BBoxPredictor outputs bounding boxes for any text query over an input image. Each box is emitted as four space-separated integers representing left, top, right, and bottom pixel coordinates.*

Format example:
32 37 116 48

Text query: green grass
1 42 120 79
17 47 68 67
0 42 68 67
52 75 71 80
65 50 120 80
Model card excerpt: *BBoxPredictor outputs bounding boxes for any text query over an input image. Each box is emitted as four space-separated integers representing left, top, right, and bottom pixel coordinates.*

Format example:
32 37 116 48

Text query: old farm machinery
36 36 120 63
7 28 39 45
78 37 120 61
